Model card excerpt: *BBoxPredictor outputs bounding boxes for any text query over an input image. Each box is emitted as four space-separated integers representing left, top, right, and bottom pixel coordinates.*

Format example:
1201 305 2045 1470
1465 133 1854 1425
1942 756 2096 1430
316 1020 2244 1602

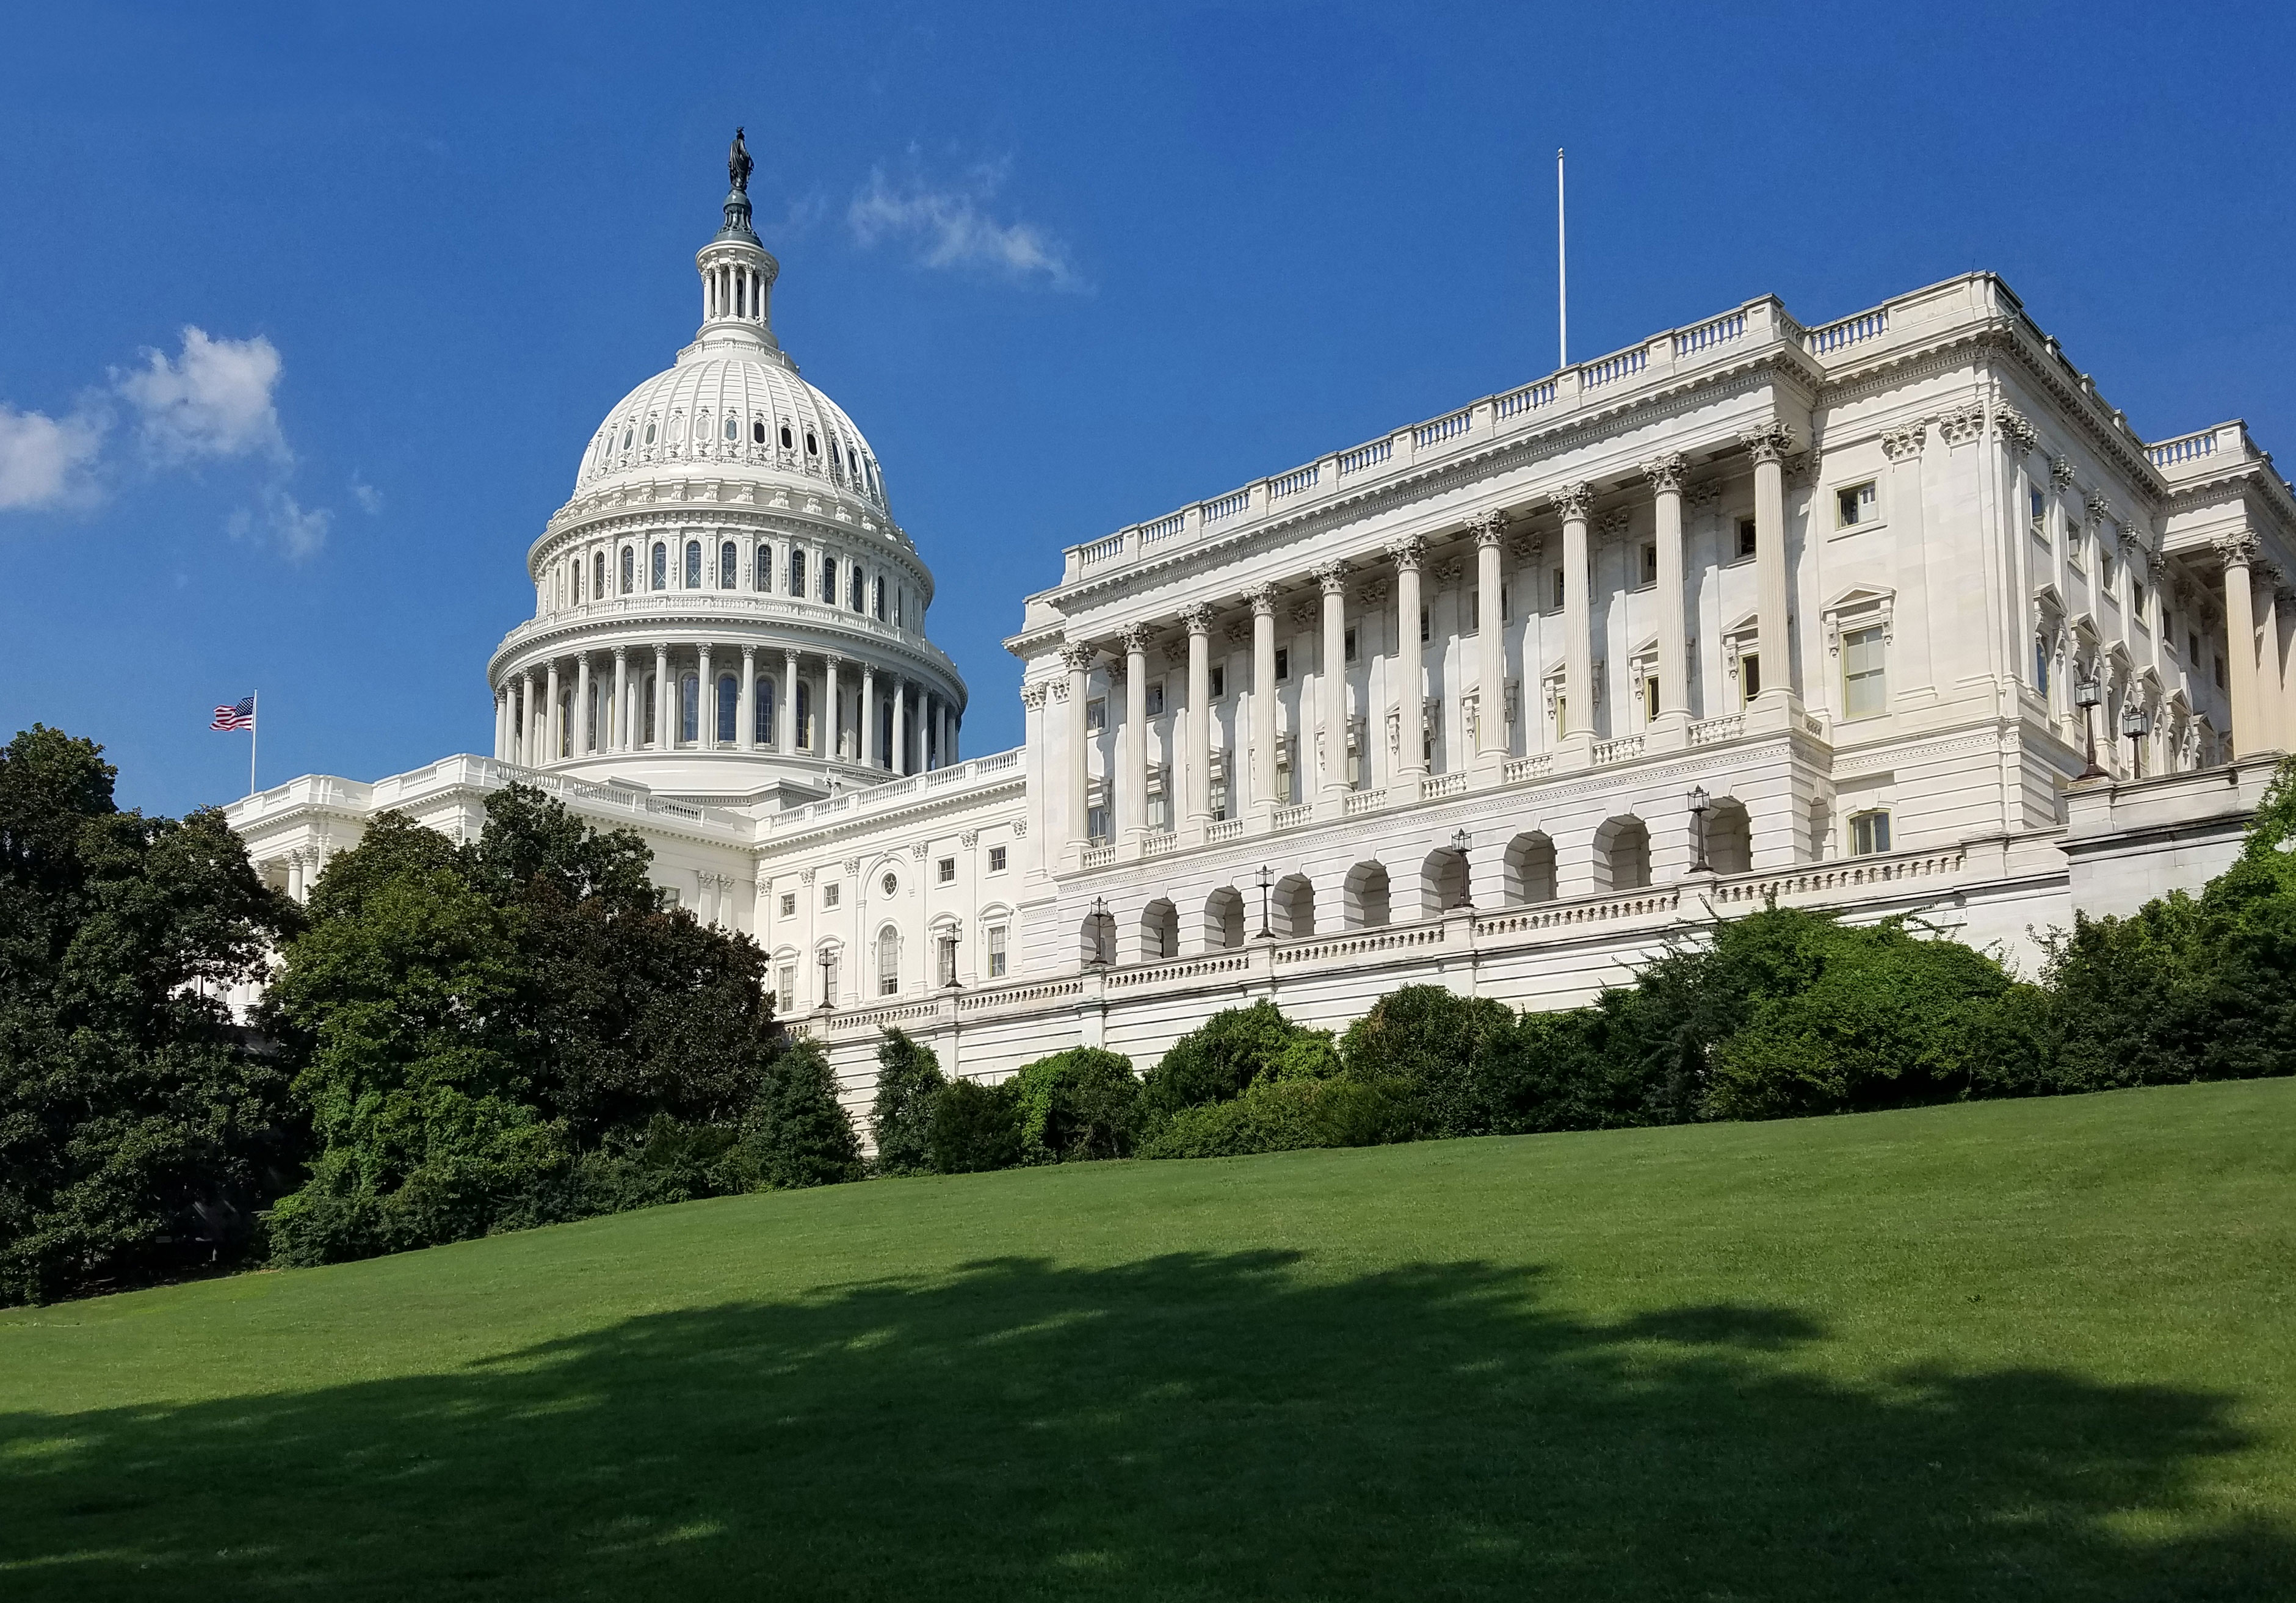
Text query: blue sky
4 1 2291 816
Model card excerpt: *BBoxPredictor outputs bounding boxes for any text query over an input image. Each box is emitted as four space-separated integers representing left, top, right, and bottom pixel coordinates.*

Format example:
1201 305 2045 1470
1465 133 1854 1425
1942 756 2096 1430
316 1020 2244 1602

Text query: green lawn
4 1082 2294 1601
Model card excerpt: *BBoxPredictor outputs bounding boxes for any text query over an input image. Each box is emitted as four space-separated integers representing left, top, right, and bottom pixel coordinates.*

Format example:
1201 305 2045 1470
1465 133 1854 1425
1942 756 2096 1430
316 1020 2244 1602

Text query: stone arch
1204 886 1247 951
1504 831 1557 904
1140 897 1179 961
1419 846 1468 917
1594 814 1651 891
1273 874 1316 938
1343 861 1391 929
1704 795 1753 875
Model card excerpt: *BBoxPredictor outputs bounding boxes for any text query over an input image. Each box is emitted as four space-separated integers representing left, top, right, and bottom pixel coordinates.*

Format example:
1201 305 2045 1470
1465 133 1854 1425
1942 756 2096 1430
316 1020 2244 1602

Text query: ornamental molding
1289 599 1319 628
960 830 978 847
1059 642 1097 672
1432 559 1464 585
1880 421 1930 460
1019 681 1050 711
1355 578 1391 607
1935 403 1985 447
1507 533 1545 563
1554 481 1595 521
1225 620 1253 644
1996 405 2040 455
1250 583 1280 615
1468 508 1507 546
1820 585 1897 655
2213 531 2262 565
1385 535 1427 571
1684 480 1724 510
1641 452 1688 494
1182 603 1215 634
1118 623 1153 655
2051 456 2077 490
1313 560 1349 593
1595 510 1632 541
1740 422 1797 465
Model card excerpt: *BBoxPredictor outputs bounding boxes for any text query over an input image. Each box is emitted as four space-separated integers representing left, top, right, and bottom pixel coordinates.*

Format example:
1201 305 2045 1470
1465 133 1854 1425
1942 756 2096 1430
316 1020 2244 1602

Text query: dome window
752 419 767 444
820 557 837 603
789 549 806 595
724 416 738 441
620 546 635 594
755 541 771 593
780 424 793 451
805 430 819 455
643 421 657 445
620 427 632 450
651 541 667 591
593 551 605 598
684 540 702 588
719 540 737 588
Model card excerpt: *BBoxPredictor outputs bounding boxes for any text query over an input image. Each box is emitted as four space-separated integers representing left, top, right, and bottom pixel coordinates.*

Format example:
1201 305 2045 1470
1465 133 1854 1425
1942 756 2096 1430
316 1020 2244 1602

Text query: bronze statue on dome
728 128 753 195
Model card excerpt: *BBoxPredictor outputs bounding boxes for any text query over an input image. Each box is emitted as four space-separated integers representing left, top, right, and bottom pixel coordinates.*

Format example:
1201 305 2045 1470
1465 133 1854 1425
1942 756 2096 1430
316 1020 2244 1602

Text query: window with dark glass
756 543 771 592
717 675 737 743
651 542 667 590
679 673 698 742
720 541 737 588
684 541 701 588
790 549 806 595
820 557 836 603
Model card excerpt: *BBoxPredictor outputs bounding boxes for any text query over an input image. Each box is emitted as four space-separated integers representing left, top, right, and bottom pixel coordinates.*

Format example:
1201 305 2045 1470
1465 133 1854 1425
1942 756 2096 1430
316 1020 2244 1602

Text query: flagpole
1556 147 1567 370
249 692 258 797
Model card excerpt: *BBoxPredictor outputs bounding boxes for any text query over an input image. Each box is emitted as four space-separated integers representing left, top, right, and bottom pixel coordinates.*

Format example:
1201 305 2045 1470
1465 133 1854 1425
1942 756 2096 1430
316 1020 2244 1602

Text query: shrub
1141 1001 1327 1127
869 1029 946 1176
744 1040 863 1189
1338 986 1521 1137
929 1077 1023 1174
1011 1048 1140 1162
1140 1076 1421 1159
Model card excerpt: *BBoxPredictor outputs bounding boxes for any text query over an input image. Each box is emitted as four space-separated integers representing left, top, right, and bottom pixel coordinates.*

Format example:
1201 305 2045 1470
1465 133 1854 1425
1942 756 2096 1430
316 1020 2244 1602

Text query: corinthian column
1250 585 1280 817
2218 533 2261 757
780 650 798 757
653 645 671 750
1470 514 1506 763
1645 453 1689 739
612 647 629 752
1183 604 1212 828
824 654 842 763
738 646 755 750
861 663 878 767
1314 562 1350 799
1120 624 1150 842
545 660 562 764
575 653 592 755
1555 486 1593 757
1744 423 1797 706
1389 540 1427 786
520 670 537 765
1062 642 1093 859
696 643 714 750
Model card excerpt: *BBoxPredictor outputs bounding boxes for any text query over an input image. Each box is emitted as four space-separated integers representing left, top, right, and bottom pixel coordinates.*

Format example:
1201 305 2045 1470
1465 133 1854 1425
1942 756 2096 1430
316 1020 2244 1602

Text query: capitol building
228 147 2296 1099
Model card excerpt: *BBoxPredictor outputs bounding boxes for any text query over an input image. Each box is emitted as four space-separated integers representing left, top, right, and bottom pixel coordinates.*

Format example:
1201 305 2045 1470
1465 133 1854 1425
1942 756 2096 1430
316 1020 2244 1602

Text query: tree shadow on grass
1 1251 2289 1601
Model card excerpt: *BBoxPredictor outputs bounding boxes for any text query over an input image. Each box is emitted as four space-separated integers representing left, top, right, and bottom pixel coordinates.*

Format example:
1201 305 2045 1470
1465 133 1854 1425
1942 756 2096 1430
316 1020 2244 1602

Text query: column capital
1469 508 1507 548
1118 622 1153 656
613 643 628 660
1384 536 1426 573
1640 452 1688 494
1020 680 1051 711
1250 582 1280 617
1182 602 1214 635
2214 531 2261 569
1553 481 1594 521
1059 640 1096 673
1313 559 1350 593
1740 422 1798 465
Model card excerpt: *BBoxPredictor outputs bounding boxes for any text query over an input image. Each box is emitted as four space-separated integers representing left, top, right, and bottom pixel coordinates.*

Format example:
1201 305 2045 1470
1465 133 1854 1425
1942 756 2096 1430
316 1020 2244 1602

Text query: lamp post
1688 784 1712 874
1256 864 1274 939
1088 896 1111 968
940 928 962 990
2074 675 2106 780
817 947 835 1012
1450 827 1474 910
2121 702 2152 778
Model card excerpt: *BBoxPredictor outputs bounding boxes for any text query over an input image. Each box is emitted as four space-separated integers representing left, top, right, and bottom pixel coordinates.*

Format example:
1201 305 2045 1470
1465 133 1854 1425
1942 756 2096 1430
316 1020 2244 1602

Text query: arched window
717 675 738 743
805 429 819 456
873 576 886 620
683 541 701 588
620 426 632 450
755 543 771 593
642 673 657 745
620 546 634 594
780 424 794 450
877 926 900 996
593 551 606 598
650 542 666 591
723 415 738 440
752 419 767 444
643 421 656 444
820 557 837 603
756 679 775 745
719 541 737 588
849 566 864 610
679 673 699 744
789 549 806 595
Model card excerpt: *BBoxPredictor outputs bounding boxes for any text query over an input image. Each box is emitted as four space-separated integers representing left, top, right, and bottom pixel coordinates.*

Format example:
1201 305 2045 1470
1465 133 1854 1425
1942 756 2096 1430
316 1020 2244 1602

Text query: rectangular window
776 964 795 1014
1275 647 1291 682
1344 625 1359 662
1209 766 1229 822
1469 588 1481 631
2215 656 2227 689
720 542 737 588
684 542 702 587
936 856 956 885
1275 737 1295 804
1087 805 1110 844
1085 697 1106 733
2099 549 2117 590
1553 692 1568 738
1639 543 1658 585
2190 631 2203 663
988 845 1008 873
1850 809 1892 856
756 543 772 593
2029 487 2046 534
2035 640 2051 695
1418 607 1430 643
1147 764 1169 831
822 882 840 909
1736 518 1758 560
988 924 1008 979
1740 651 1762 704
1210 664 1226 699
1551 568 1566 610
1835 482 1878 528
873 576 886 619
1643 675 1659 722
1145 681 1166 717
1500 584 1511 623
780 891 796 918
1842 626 1886 718
2132 582 2148 626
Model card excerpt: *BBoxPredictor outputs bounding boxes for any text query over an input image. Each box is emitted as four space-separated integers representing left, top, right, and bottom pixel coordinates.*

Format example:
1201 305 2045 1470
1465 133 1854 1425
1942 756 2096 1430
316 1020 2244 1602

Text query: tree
1338 986 1521 1138
1010 1048 1139 1163
929 1077 1022 1174
869 1029 945 1176
747 1038 863 1189
1140 1001 1319 1130
0 726 300 1304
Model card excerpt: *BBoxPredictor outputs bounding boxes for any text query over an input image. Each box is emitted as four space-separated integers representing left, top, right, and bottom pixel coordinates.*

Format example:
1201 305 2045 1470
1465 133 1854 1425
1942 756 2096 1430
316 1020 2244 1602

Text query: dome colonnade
483 131 965 799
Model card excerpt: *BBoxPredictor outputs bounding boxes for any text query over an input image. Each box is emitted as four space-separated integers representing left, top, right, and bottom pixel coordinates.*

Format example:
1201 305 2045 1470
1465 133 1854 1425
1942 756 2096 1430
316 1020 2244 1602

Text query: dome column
520 670 537 766
612 647 629 752
739 646 756 750
780 651 799 756
892 677 908 774
575 654 593 756
825 654 843 762
861 664 878 767
653 645 670 750
546 660 562 765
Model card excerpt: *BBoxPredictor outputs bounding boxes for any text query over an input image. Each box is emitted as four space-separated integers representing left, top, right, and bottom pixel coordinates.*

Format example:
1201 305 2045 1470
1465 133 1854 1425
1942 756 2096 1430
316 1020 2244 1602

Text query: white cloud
351 475 383 515
117 327 286 463
0 404 106 511
849 162 1083 291
227 485 331 561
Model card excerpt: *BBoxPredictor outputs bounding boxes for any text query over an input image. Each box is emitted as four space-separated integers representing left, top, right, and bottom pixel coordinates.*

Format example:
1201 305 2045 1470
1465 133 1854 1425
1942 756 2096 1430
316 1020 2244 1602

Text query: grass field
3 1080 2294 1601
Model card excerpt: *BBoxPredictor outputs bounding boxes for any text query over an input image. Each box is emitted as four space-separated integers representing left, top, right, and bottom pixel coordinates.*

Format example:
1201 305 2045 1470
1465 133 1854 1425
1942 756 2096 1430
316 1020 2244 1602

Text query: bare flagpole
1557 147 1568 369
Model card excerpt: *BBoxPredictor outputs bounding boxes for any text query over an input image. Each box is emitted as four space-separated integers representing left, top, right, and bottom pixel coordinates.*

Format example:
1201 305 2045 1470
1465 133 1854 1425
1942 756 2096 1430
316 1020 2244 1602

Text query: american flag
211 696 256 732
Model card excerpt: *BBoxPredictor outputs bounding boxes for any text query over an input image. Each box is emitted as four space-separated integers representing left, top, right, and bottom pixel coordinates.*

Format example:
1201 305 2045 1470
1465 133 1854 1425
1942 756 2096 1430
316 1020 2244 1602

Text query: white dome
575 348 891 516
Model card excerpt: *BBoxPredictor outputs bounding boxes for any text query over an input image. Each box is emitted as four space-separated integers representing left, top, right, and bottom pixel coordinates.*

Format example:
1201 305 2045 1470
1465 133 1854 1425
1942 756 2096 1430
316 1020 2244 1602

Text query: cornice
755 773 1027 859
488 606 967 700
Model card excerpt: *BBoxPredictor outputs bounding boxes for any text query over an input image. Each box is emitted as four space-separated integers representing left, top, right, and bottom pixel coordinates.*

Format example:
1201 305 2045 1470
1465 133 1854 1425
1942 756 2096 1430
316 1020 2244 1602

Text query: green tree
0 726 300 1304
928 1077 1023 1174
869 1029 945 1177
1140 1001 1322 1129
745 1038 863 1189
1010 1048 1139 1162
1338 986 1521 1138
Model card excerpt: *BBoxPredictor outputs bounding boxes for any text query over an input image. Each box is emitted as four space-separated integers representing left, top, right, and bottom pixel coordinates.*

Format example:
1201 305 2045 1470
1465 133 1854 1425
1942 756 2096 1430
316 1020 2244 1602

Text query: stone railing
1422 772 1468 799
770 748 1023 836
1273 803 1314 830
1804 308 1887 355
1592 734 1644 765
1206 818 1245 844
1687 714 1744 746
1502 754 1554 783
1273 922 1449 968
1081 844 1117 869
1344 787 1388 816
1143 829 1179 856
1106 952 1253 991
1414 408 1472 449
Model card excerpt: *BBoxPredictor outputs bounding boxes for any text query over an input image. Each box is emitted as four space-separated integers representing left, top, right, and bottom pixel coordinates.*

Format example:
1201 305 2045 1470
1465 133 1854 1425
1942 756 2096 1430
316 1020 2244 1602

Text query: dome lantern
693 128 784 364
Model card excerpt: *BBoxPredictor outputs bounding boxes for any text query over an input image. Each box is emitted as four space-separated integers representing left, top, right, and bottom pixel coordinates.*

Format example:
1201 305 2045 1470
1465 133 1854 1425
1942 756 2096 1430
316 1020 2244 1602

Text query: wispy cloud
848 159 1084 292
116 327 287 463
350 475 383 515
0 404 106 512
228 485 331 560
